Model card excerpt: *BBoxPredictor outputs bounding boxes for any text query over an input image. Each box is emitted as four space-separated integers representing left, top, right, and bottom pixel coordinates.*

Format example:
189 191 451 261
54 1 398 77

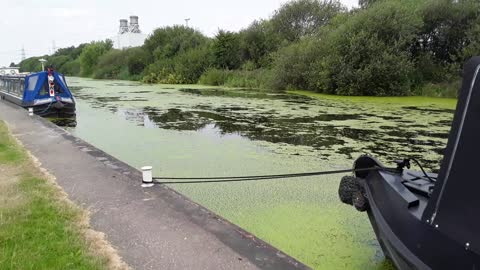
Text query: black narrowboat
339 57 480 269
0 68 76 117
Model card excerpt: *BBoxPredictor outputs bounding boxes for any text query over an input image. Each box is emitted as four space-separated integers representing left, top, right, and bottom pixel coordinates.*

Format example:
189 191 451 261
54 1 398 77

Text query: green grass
0 121 108 270
0 124 24 163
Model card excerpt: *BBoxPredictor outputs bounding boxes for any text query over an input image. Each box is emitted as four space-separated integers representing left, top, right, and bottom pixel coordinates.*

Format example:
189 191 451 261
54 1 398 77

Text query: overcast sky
0 0 358 66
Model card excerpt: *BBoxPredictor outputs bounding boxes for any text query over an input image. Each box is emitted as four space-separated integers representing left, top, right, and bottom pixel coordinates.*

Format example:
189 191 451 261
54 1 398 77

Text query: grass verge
288 90 457 109
0 121 128 270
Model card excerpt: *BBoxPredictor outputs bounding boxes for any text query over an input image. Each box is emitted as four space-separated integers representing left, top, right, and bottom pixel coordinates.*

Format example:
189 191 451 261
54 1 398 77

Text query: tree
311 0 422 95
127 47 149 75
415 0 480 66
270 38 323 90
239 20 282 68
93 49 128 79
19 56 45 72
271 0 346 42
143 26 208 62
173 46 213 83
79 40 113 76
9 62 16 67
358 0 382 8
212 30 242 70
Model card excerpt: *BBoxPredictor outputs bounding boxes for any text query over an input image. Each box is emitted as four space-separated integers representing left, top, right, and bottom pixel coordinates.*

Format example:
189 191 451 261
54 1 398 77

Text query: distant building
113 16 147 49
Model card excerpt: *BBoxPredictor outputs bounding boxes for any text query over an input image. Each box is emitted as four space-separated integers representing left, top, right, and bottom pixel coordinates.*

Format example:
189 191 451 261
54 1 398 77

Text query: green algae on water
66 77 453 269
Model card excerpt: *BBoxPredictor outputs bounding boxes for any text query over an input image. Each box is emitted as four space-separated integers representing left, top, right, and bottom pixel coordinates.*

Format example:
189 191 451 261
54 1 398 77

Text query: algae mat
67 77 455 269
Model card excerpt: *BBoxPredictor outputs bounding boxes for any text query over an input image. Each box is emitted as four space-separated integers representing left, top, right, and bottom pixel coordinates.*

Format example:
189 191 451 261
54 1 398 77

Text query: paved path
0 100 308 270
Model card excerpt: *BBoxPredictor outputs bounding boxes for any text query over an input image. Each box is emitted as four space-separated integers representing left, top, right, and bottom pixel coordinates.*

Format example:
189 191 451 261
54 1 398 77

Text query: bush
127 47 149 75
270 38 323 91
413 80 461 98
62 58 81 76
198 69 231 86
198 68 271 89
79 40 113 76
172 46 212 83
144 26 209 61
224 69 272 89
311 0 422 95
93 49 128 79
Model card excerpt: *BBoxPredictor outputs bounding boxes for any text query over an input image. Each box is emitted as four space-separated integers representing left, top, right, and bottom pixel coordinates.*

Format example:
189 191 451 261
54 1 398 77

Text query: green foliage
309 0 422 95
270 38 323 91
463 21 480 60
413 80 460 98
93 49 128 79
358 0 383 8
199 68 272 89
142 46 211 84
144 26 208 61
18 0 480 97
239 20 281 68
19 56 44 72
198 68 231 86
142 26 211 83
62 58 81 76
48 55 71 71
79 40 113 77
212 30 242 70
127 47 149 75
416 0 480 64
271 0 346 42
172 46 212 83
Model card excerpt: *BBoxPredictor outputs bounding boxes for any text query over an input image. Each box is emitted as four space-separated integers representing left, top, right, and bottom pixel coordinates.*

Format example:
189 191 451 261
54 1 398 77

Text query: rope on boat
151 167 381 184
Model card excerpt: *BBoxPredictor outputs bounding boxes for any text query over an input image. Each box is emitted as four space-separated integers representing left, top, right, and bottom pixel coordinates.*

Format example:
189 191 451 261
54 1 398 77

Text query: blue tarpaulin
22 71 73 102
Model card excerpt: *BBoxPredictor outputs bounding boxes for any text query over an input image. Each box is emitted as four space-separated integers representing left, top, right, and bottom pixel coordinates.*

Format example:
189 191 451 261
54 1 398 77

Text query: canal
66 77 456 269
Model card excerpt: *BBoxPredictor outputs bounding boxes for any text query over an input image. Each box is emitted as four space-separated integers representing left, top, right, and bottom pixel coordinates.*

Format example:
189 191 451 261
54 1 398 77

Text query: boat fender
338 176 369 212
339 176 357 205
352 184 369 212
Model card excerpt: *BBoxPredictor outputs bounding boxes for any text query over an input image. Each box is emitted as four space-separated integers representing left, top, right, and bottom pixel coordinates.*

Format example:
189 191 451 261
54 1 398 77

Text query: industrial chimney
119 19 128 34
128 16 141 33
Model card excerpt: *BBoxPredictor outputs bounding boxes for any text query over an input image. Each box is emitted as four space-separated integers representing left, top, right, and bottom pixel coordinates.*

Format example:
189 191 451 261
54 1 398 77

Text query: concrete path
0 100 309 270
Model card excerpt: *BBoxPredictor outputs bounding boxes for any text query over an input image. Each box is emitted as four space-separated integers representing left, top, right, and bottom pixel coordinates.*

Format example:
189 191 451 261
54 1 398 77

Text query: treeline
18 0 480 97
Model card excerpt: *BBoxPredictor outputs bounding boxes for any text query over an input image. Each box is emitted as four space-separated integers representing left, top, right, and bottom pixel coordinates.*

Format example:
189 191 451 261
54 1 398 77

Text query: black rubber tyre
339 176 357 205
352 190 369 212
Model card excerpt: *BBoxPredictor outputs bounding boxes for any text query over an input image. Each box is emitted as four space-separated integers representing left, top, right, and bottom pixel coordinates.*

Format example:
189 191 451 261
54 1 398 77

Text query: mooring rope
152 167 381 184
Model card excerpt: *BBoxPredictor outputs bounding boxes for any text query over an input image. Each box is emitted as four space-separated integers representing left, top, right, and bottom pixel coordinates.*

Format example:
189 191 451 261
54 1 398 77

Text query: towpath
0 100 308 270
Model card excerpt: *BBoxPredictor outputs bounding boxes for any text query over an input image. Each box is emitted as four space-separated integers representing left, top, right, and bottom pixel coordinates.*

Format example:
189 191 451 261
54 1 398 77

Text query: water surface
67 77 455 269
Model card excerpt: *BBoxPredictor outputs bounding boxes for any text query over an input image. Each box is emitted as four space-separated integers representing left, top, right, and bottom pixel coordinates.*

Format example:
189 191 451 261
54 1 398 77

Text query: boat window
39 83 48 96
27 75 38 91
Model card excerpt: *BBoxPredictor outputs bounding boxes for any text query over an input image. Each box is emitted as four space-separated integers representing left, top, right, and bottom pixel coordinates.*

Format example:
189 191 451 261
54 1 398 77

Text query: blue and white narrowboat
0 68 76 117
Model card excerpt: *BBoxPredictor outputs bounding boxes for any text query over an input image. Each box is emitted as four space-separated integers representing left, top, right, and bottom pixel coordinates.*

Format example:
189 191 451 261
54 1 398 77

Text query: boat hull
0 91 76 118
351 156 480 270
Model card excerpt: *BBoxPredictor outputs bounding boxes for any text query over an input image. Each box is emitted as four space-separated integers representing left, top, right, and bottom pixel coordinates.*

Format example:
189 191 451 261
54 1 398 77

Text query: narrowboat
0 68 76 117
339 57 480 269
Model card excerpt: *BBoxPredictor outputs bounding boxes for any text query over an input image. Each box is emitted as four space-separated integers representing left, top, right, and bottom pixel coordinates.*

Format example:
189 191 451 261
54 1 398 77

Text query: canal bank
0 100 308 270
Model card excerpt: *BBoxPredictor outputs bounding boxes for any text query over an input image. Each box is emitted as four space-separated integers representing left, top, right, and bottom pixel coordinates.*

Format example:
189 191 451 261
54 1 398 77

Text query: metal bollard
28 108 33 116
141 166 154 187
